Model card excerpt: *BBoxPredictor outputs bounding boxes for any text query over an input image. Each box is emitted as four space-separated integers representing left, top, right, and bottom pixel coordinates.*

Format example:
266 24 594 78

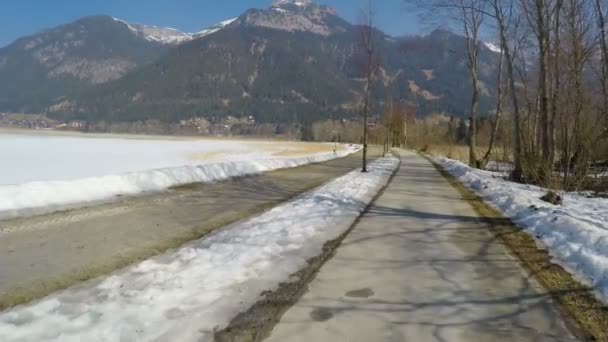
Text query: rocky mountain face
0 15 170 112
2 0 500 123
243 0 348 36
0 15 234 113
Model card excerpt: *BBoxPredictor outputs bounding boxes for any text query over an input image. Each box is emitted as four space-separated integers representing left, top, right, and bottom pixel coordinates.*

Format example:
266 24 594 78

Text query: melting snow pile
0 156 398 342
433 156 608 304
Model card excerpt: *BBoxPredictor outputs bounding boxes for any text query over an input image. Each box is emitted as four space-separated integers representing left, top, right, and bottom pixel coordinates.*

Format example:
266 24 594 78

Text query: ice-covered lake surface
0 133 327 185
0 131 356 219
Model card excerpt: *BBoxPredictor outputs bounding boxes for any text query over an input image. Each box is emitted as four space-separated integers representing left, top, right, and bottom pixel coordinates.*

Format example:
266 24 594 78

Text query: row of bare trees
382 100 412 155
408 0 608 190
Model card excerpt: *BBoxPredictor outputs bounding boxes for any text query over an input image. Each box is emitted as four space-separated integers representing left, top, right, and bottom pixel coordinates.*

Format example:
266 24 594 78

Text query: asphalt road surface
267 149 577 342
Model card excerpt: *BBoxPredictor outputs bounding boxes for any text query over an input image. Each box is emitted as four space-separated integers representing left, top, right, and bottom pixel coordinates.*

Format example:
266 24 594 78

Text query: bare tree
355 0 380 172
536 0 552 168
381 99 409 153
488 0 526 180
560 0 596 188
596 0 608 136
404 0 608 191
407 0 486 168
461 0 487 168
521 0 561 180
550 0 562 164
383 99 393 157
481 45 504 167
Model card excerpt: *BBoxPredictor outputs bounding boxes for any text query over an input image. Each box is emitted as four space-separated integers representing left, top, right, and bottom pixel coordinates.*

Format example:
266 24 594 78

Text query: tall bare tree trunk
469 55 480 167
469 59 479 168
550 0 562 165
362 74 370 172
493 0 524 180
403 116 408 148
534 93 541 154
458 1 484 168
383 100 392 157
596 0 608 135
481 48 504 167
358 1 377 173
535 0 552 174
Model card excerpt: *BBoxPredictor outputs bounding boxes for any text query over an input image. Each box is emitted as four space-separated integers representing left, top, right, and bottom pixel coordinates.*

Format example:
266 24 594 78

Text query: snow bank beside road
433 156 608 304
0 146 358 220
0 156 398 342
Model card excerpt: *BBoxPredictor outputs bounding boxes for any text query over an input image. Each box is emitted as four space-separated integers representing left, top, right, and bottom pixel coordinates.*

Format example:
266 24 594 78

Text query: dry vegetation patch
265 142 344 157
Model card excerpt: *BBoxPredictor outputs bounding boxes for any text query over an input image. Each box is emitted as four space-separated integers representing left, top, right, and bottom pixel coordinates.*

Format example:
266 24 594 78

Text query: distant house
225 116 241 126
55 121 85 130
180 117 211 133
226 115 256 126
68 121 85 129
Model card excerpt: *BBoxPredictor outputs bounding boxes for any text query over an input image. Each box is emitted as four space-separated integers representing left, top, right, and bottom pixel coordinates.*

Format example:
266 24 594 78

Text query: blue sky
0 0 423 48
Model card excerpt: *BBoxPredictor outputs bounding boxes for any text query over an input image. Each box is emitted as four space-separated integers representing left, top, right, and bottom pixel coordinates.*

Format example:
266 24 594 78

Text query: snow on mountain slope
112 17 237 44
273 0 313 6
484 42 501 53
192 18 237 39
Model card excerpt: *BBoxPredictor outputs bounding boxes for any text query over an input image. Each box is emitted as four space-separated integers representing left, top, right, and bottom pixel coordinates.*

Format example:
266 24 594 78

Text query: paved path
0 149 380 309
266 150 577 342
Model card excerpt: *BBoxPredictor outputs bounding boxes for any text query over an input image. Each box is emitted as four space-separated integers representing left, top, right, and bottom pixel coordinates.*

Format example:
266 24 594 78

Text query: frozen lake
0 131 354 219
0 132 334 185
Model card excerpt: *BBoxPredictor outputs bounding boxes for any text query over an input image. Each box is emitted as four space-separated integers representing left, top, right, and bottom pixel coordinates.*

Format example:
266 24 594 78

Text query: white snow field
0 133 357 219
0 156 398 342
434 156 608 304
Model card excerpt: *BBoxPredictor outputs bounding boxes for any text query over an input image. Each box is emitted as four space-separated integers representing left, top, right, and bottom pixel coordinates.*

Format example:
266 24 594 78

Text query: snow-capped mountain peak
241 0 345 36
111 18 192 44
192 18 237 39
112 17 237 45
273 0 313 7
